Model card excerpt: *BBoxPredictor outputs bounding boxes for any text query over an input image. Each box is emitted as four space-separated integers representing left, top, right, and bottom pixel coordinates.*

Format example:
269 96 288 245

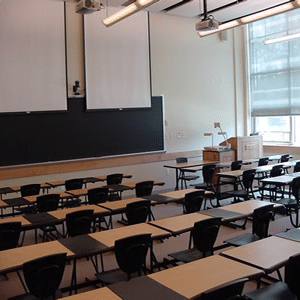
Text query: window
248 10 300 145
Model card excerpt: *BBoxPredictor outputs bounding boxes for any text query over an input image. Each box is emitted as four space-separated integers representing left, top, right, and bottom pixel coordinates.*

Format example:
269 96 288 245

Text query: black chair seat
277 198 298 208
96 268 142 286
246 281 296 300
224 232 260 247
182 175 200 181
168 247 205 263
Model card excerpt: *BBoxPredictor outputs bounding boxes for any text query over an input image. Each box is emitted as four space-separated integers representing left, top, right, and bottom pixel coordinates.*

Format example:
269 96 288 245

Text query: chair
193 164 216 192
36 194 61 242
218 160 243 192
65 209 94 237
245 253 300 300
135 181 154 197
198 278 248 300
259 165 284 201
106 173 123 200
125 200 152 225
36 194 60 213
224 204 274 247
65 178 83 190
226 169 256 202
280 154 290 163
276 177 300 228
64 178 83 207
294 161 300 173
20 184 41 197
176 157 199 190
9 253 67 300
254 157 269 183
0 222 21 250
95 233 151 285
168 217 222 264
87 187 109 229
87 187 109 204
183 190 205 214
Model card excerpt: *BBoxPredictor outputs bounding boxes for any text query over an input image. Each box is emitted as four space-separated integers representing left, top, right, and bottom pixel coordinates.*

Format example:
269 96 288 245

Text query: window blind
248 10 300 117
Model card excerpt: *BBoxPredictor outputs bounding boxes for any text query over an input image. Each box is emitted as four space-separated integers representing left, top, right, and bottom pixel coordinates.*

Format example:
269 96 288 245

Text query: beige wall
0 5 249 192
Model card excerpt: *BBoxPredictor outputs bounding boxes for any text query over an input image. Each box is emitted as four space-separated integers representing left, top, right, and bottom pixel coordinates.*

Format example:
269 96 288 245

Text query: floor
0 192 293 299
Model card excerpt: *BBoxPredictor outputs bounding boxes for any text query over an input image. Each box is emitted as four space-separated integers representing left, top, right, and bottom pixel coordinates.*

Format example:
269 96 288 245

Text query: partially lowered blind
248 10 300 117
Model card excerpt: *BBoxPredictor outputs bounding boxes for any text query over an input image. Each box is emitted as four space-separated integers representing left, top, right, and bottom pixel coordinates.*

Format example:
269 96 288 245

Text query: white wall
0 5 247 192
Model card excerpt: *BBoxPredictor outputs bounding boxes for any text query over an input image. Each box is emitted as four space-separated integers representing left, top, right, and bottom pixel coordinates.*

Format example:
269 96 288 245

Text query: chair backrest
270 165 284 177
23 253 67 299
184 190 205 213
87 187 109 204
66 209 94 237
258 157 269 166
280 154 290 163
294 161 300 173
106 173 123 185
65 178 83 191
285 253 300 297
231 160 243 171
252 204 274 238
125 200 151 225
135 181 154 197
36 194 60 213
202 164 216 184
291 177 300 200
192 217 222 257
0 222 21 251
21 184 41 197
115 233 151 279
198 278 247 300
176 157 188 164
242 169 256 190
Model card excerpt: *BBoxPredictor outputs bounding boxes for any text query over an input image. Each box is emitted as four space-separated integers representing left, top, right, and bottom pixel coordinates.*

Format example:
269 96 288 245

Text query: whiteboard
84 9 151 110
0 0 67 113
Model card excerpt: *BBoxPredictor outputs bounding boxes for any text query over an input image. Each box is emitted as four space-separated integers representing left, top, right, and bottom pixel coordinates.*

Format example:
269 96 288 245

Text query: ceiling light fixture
102 0 159 27
265 32 300 44
198 0 300 38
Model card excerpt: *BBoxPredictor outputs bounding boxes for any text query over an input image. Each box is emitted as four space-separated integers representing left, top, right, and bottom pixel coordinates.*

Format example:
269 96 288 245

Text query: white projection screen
84 9 151 110
0 0 67 113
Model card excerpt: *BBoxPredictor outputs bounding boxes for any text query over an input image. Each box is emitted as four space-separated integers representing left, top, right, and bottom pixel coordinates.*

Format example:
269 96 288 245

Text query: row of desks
0 174 133 200
0 196 294 298
62 230 300 300
0 180 165 217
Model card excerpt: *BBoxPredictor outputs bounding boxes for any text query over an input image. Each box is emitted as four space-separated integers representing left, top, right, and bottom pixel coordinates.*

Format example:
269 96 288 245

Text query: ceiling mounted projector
195 0 220 32
75 0 103 14
196 18 219 31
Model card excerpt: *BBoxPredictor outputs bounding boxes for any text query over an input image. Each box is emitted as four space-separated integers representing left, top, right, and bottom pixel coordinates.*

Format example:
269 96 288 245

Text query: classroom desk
108 255 263 300
62 287 122 300
163 160 218 190
149 212 212 236
220 236 300 274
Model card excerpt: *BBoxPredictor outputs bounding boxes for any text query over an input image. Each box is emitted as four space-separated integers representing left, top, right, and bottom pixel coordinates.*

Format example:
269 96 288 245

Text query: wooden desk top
0 199 8 208
90 223 170 248
148 255 263 299
48 205 109 219
150 213 212 235
220 236 300 273
220 200 276 215
98 197 148 212
164 160 217 170
0 216 31 226
260 175 294 185
0 240 74 273
216 169 244 178
66 188 89 197
160 188 199 200
62 287 122 300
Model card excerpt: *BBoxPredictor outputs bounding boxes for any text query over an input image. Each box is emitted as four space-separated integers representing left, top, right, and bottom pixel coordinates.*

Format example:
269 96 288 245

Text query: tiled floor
0 195 293 299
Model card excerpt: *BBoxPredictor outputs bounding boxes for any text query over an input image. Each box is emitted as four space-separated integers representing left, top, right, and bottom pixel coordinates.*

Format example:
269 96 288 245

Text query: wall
0 4 247 193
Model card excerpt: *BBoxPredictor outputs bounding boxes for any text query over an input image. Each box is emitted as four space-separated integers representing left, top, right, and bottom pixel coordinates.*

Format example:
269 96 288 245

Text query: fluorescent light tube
265 32 300 44
102 0 158 27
